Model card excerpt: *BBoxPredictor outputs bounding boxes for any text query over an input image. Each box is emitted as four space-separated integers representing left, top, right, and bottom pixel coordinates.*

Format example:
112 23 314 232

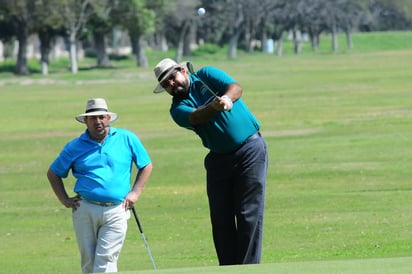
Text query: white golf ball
197 7 206 15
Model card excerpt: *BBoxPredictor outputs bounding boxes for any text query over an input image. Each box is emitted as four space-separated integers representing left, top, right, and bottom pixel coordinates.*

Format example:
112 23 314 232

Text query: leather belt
243 132 261 145
82 198 120 207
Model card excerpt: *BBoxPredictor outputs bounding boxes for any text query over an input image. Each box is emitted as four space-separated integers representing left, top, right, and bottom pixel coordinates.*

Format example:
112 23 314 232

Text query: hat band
157 66 174 82
86 108 108 113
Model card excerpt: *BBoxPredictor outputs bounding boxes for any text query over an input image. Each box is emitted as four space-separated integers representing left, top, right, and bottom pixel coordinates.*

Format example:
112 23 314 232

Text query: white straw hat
153 58 186 93
75 98 118 123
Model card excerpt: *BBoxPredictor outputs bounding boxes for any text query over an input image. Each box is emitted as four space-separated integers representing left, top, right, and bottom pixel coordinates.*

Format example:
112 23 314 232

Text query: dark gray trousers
205 134 268 265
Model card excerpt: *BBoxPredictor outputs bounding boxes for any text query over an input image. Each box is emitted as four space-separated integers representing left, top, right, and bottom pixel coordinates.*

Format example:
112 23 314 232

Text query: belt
243 132 261 145
82 198 121 207
210 132 261 155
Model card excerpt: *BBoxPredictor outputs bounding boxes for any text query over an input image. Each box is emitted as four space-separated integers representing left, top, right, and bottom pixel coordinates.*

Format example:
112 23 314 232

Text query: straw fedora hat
75 98 118 123
153 58 187 93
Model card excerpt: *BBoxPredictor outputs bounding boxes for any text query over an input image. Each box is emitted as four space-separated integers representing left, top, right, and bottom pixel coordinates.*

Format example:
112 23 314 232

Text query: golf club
186 61 220 98
131 207 157 270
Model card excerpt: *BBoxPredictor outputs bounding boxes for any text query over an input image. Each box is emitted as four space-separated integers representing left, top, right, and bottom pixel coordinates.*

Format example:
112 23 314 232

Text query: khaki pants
72 200 130 273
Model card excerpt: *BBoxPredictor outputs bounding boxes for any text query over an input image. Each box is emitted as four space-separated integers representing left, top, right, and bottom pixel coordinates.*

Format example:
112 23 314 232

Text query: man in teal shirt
47 98 152 273
153 58 268 265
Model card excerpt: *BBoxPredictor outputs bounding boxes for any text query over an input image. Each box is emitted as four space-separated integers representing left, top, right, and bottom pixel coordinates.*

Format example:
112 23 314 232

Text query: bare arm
46 168 81 210
189 83 243 125
123 162 153 209
222 82 243 103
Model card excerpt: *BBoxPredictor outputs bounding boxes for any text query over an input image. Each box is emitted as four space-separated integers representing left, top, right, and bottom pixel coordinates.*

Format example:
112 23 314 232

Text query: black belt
243 132 261 145
210 132 261 155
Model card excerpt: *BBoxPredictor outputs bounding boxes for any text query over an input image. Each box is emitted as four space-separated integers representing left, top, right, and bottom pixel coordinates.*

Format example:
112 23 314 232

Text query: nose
166 79 175 88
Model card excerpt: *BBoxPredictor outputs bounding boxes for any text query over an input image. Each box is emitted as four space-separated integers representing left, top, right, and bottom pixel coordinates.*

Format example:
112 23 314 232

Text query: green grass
1 31 412 273
126 257 412 274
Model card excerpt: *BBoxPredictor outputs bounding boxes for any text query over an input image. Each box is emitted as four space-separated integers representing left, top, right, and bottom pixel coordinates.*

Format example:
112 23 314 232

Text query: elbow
144 162 153 174
46 168 54 180
231 83 243 100
189 110 204 126
189 114 200 126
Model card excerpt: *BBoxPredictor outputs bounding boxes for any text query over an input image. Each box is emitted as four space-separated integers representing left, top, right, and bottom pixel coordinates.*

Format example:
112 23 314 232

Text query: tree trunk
331 23 338 52
244 19 252 52
183 22 195 57
69 32 78 74
276 39 283 57
276 31 284 57
136 37 148 68
293 28 302 55
261 30 267 53
15 21 29 75
228 33 238 59
130 32 148 68
309 32 320 53
346 30 353 49
151 33 168 51
228 24 241 59
93 31 110 67
38 29 51 75
158 34 168 51
175 20 190 62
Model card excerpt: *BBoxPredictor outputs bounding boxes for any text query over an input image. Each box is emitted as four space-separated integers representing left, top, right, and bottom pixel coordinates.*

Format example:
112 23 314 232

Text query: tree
159 0 199 62
34 0 66 75
0 0 37 75
0 12 15 39
336 0 367 50
87 0 114 67
147 0 170 52
112 0 155 67
368 0 412 30
56 0 93 74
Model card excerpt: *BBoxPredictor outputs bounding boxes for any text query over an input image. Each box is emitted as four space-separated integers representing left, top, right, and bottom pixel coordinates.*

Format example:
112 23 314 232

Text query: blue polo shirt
170 66 260 153
50 127 151 203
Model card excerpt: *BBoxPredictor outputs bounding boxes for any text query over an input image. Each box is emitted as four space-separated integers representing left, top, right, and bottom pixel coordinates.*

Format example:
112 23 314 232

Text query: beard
171 78 190 99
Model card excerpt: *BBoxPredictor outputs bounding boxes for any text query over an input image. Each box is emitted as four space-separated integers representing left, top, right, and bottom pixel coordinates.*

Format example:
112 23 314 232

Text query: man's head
76 98 118 142
153 58 190 99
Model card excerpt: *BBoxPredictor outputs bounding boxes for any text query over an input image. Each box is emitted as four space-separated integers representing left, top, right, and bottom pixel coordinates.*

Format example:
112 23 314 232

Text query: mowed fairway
1 32 412 273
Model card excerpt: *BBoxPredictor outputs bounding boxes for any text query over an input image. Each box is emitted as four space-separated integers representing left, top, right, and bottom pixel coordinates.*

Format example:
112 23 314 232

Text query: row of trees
0 0 411 75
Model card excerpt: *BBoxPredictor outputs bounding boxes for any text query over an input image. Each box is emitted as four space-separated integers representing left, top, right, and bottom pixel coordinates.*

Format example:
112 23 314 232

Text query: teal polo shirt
170 66 260 153
50 127 151 203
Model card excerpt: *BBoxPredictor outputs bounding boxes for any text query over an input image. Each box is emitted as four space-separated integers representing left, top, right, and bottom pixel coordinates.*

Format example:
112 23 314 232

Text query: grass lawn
0 31 412 273
124 256 412 273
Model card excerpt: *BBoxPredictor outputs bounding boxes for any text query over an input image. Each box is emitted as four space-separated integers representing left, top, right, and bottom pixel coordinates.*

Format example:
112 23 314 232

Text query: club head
186 61 194 74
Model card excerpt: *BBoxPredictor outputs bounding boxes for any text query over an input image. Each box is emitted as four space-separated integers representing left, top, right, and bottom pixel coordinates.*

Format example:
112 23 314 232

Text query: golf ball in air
197 8 206 15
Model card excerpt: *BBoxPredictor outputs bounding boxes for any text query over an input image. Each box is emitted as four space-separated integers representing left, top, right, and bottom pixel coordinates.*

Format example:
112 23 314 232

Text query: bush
192 43 222 56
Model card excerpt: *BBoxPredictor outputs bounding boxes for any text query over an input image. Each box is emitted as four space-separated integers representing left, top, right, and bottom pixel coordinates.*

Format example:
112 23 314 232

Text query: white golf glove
221 95 233 111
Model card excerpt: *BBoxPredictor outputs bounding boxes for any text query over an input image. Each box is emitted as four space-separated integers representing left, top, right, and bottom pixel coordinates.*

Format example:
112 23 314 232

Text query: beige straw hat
153 58 187 93
75 98 118 123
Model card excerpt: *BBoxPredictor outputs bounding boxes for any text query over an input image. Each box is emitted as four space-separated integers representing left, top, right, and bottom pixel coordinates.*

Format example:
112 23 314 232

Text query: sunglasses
160 68 181 89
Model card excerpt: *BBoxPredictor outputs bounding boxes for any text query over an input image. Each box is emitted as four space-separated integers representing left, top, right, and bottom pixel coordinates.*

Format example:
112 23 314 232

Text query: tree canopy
0 0 410 74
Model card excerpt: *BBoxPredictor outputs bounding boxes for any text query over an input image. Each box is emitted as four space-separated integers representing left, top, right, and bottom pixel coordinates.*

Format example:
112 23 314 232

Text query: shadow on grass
0 63 127 77
0 54 131 76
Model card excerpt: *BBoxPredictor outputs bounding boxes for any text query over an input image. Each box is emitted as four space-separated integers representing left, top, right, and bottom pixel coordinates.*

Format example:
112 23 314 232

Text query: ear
180 66 187 75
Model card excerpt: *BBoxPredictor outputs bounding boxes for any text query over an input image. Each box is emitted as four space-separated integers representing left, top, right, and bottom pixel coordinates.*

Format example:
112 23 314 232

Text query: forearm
47 168 69 205
130 163 153 197
189 100 220 125
223 83 243 102
189 83 243 125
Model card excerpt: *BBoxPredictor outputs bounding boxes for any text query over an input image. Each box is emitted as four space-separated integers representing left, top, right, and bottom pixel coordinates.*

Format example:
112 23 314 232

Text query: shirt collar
80 126 117 142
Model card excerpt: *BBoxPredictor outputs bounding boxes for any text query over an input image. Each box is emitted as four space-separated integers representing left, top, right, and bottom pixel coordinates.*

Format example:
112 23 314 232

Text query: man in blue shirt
153 59 268 265
47 98 153 273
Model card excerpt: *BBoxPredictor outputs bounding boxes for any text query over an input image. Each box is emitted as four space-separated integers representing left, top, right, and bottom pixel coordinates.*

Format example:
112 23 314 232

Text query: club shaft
131 207 157 270
187 62 219 98
195 75 219 98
